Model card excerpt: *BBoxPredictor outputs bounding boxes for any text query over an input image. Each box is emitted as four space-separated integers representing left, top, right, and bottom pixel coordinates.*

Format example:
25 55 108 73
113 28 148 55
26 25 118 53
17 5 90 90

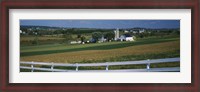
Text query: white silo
114 28 119 40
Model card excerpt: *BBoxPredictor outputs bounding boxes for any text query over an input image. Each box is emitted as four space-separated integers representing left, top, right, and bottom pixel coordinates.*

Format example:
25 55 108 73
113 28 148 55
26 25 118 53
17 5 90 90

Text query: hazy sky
20 20 180 29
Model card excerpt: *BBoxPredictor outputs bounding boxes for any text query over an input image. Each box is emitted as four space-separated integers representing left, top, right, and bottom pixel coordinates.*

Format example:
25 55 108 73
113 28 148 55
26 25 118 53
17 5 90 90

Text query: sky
20 20 180 29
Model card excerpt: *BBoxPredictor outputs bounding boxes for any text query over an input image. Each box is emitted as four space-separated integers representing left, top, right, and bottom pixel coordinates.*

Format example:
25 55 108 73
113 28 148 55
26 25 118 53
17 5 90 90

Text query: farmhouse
98 36 107 43
119 34 134 41
139 29 145 33
131 29 146 34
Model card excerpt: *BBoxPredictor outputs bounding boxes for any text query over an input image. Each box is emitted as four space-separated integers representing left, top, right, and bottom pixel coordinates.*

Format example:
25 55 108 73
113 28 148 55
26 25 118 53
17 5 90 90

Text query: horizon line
20 25 180 29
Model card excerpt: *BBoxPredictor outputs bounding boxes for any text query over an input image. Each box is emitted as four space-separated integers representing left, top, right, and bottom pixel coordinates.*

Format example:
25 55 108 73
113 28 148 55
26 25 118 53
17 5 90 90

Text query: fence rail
20 57 180 72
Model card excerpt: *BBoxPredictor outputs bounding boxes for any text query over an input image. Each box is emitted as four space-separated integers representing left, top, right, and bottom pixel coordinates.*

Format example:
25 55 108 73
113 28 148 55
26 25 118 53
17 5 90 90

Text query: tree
105 32 114 41
63 32 72 44
77 34 81 38
171 30 180 35
138 33 144 38
80 36 86 43
53 30 62 35
32 37 39 45
92 32 102 42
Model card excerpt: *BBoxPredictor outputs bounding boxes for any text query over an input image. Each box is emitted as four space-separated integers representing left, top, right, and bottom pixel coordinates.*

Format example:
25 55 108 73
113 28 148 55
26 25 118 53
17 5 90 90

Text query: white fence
20 57 180 72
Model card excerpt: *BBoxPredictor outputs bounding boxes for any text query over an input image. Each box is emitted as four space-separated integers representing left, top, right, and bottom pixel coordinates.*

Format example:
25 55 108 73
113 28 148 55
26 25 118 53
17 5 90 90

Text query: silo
114 28 119 40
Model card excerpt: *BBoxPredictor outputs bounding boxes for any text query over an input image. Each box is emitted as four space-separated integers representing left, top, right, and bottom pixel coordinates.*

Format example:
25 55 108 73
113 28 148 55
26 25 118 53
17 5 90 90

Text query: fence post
146 59 150 71
31 61 34 72
51 62 54 72
76 63 79 71
106 62 109 71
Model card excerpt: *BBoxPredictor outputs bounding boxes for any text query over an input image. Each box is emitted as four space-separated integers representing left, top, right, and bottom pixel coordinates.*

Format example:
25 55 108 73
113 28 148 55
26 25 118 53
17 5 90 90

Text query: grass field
20 34 92 46
20 36 65 41
20 36 65 46
20 36 180 63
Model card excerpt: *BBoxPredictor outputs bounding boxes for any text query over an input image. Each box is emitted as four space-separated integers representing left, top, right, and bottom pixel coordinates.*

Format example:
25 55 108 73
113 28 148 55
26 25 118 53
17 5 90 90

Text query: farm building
123 30 129 33
20 30 26 35
139 29 145 33
98 36 107 43
131 29 146 34
119 34 135 41
114 28 119 40
70 41 81 44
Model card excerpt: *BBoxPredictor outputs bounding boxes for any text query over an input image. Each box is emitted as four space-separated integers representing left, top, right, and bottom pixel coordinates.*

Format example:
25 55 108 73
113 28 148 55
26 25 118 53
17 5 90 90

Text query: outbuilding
119 34 134 41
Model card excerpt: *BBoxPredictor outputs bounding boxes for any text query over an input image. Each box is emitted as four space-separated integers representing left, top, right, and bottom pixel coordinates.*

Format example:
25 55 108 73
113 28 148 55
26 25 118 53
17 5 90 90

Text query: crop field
20 36 65 46
20 36 180 64
20 34 92 46
20 36 65 41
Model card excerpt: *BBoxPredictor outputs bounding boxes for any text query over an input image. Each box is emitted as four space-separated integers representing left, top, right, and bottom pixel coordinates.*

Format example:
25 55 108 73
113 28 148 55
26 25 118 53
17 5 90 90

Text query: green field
20 36 180 71
20 34 92 46
20 36 180 63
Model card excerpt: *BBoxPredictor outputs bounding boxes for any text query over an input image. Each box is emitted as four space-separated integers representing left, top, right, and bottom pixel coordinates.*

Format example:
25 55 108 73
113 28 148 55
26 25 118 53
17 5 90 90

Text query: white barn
119 34 134 41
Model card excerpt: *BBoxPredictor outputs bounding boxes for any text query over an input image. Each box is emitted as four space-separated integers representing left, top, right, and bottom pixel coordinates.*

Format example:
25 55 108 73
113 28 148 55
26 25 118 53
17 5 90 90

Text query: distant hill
20 25 179 31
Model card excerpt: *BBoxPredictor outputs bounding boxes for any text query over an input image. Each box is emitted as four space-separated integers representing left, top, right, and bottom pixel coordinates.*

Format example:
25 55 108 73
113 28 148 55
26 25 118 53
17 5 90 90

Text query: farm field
20 34 92 46
20 36 180 64
20 36 65 46
20 36 64 41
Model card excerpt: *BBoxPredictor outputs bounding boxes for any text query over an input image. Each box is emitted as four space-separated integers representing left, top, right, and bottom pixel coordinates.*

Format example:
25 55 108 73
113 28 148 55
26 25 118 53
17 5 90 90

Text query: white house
119 34 134 41
124 30 129 33
20 30 26 35
139 29 145 33
132 31 138 34
98 36 107 43
20 30 22 34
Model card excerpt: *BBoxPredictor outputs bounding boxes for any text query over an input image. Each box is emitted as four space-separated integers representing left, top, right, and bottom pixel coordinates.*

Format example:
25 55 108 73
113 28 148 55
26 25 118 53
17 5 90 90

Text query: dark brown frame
0 0 199 92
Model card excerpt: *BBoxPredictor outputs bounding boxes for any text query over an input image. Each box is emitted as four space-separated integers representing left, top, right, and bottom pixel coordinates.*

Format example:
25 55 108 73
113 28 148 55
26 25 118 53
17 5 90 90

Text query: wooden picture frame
0 0 199 92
